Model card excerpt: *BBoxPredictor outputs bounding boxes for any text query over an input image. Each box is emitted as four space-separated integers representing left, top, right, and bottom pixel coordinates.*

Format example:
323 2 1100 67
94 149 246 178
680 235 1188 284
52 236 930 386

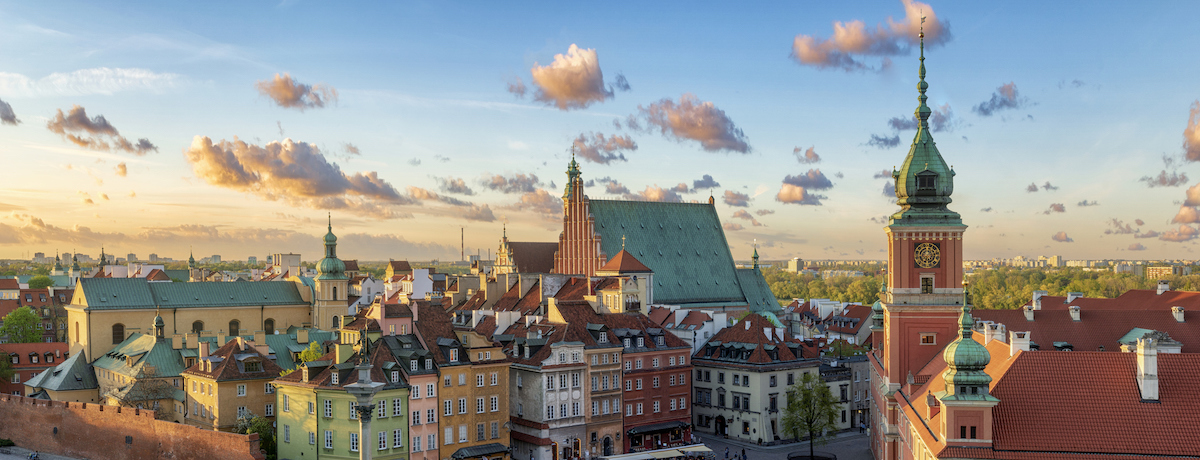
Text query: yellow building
182 337 284 431
91 315 187 421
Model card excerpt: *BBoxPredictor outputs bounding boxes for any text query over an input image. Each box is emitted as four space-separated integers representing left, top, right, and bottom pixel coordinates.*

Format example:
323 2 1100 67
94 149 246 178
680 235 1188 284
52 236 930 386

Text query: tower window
920 276 934 294
916 173 936 191
919 333 936 345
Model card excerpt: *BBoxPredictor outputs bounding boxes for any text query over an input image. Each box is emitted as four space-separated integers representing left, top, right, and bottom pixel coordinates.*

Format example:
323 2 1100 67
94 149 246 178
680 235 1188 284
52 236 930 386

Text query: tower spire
916 15 931 130
752 239 759 270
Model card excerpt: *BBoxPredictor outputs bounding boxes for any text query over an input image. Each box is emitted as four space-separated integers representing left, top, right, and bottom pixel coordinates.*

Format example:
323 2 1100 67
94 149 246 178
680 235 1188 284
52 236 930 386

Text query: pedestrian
741 448 745 460
724 447 729 460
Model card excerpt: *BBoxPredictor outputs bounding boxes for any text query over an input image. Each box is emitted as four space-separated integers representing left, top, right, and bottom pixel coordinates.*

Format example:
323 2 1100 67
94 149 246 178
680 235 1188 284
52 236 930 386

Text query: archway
229 319 240 337
603 437 613 456
264 318 275 334
192 321 204 334
714 416 727 436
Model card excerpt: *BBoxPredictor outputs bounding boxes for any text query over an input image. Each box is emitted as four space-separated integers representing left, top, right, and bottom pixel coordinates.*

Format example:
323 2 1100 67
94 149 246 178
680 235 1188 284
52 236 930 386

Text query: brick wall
0 394 265 460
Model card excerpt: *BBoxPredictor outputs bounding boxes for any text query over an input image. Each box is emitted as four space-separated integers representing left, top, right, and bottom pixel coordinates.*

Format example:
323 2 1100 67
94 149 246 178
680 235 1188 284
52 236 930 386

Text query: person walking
741 448 746 460
724 447 729 460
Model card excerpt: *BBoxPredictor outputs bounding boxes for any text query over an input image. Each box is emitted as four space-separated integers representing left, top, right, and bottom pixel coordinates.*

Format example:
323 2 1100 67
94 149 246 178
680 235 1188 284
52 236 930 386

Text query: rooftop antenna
461 227 464 261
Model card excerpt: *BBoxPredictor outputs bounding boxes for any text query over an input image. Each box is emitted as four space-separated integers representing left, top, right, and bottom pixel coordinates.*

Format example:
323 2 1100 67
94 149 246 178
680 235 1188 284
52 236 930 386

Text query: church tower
553 151 607 276
313 215 349 330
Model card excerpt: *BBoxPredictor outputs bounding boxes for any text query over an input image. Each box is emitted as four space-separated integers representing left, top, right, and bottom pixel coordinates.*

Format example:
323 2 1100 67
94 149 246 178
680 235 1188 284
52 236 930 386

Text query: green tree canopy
298 341 324 363
27 275 54 290
0 354 13 383
782 371 839 460
0 306 42 343
235 413 277 460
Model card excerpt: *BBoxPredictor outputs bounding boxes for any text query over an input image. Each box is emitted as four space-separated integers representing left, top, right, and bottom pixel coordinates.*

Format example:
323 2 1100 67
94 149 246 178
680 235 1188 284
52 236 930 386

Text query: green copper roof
25 350 97 392
940 303 994 398
736 268 784 313
889 31 962 228
78 277 307 310
316 218 347 280
588 199 747 306
563 153 582 200
93 333 187 378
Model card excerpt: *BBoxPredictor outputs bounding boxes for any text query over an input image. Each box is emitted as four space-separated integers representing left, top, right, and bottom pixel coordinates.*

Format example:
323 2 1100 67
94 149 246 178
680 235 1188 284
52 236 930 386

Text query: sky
1 1 1200 263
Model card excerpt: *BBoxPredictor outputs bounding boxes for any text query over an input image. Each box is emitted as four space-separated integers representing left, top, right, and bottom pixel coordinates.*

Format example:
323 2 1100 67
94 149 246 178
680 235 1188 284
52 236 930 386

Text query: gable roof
78 277 306 310
0 278 19 290
694 312 812 365
93 333 187 378
587 200 745 306
971 308 1200 353
183 338 283 381
343 260 360 272
507 242 558 274
25 350 97 392
598 250 652 273
388 260 413 272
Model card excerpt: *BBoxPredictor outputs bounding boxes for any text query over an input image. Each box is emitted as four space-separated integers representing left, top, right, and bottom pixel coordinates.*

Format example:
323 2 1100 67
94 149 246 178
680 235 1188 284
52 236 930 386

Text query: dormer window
411 360 418 371
449 349 458 362
392 371 400 383
331 373 339 385
599 332 608 343
623 338 631 348
636 337 644 348
915 171 937 193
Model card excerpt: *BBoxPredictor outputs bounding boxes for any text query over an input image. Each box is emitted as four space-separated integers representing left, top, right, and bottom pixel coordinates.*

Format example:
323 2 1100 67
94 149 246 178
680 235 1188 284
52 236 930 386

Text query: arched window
333 286 338 301
112 323 125 344
264 319 275 334
192 321 204 334
332 316 341 329
74 322 80 344
229 320 240 337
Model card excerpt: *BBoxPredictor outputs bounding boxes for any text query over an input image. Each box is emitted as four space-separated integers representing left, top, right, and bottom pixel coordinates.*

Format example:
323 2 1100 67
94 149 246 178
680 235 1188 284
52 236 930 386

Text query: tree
235 413 277 460
0 306 42 343
0 355 13 384
298 341 324 363
27 275 53 290
782 372 838 460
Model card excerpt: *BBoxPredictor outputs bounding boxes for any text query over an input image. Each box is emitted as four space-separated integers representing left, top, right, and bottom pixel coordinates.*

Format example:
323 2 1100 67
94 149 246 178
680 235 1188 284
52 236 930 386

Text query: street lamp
345 332 384 460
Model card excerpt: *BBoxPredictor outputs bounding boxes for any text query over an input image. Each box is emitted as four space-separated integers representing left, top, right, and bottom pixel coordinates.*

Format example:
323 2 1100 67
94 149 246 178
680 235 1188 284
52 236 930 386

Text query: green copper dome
563 152 581 200
940 283 996 400
316 217 347 280
890 30 962 227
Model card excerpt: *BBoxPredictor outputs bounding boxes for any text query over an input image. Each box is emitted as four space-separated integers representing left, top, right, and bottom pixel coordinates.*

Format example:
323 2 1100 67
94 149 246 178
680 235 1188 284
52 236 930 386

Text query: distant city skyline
1 1 1199 261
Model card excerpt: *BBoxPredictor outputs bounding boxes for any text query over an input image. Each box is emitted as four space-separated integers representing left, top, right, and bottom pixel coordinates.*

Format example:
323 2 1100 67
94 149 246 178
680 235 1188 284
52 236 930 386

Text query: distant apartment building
1146 265 1191 279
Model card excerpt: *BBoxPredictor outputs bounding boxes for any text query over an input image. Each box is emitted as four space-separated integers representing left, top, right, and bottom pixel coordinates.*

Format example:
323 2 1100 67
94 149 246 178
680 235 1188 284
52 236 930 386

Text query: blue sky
1 1 1199 262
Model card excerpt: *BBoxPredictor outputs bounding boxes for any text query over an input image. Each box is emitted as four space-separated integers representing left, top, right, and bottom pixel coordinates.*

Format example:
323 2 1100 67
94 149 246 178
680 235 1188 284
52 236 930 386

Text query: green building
274 340 410 460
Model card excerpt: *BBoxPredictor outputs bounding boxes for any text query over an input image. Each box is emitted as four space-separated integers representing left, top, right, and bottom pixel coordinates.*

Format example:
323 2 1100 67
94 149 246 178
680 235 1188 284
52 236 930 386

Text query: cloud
1058 79 1085 89
0 98 18 125
669 183 689 193
100 193 109 201
790 0 951 72
980 207 993 212
613 74 631 92
514 189 563 216
972 82 1028 116
723 190 751 207
1184 101 1200 161
1076 200 1098 207
572 132 637 164
794 146 821 164
1105 219 1135 235
115 162 127 177
692 174 720 190
1160 225 1199 242
783 169 834 190
1043 203 1066 214
406 186 473 207
518 44 615 110
755 209 775 216
184 136 411 217
482 173 541 194
46 105 157 155
408 158 421 167
873 170 892 179
1051 231 1073 242
731 209 763 226
1184 183 1200 207
867 133 902 149
723 223 744 231
1140 170 1188 188
1172 206 1200 224
1135 230 1161 239
255 73 338 111
625 185 683 203
1041 181 1058 191
593 177 630 195
343 143 360 155
883 182 896 198
635 94 750 153
776 183 825 206
1026 183 1038 193
0 67 182 97
462 205 496 222
1129 243 1147 251
1136 219 1145 226
886 104 959 132
437 177 475 195
506 79 527 98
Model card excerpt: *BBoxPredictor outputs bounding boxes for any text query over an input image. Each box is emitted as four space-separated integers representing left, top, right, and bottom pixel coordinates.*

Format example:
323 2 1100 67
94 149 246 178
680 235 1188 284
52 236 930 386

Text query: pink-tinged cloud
1105 218 1134 235
1134 230 1161 239
1160 225 1199 242
1051 231 1073 242
405 186 472 207
0 97 19 125
185 136 411 217
515 189 563 216
1185 183 1200 206
1043 203 1066 214
723 223 744 231
255 73 337 111
973 82 1028 116
1136 219 1145 226
483 173 541 194
791 0 951 72
462 205 496 222
783 169 834 190
1185 101 1200 161
636 94 750 153
602 179 630 195
731 209 763 227
1140 170 1188 188
573 132 637 164
437 177 475 195
115 162 127 177
794 146 821 164
626 185 683 203
724 190 751 207
46 105 157 155
776 183 825 206
1173 206 1200 224
522 44 614 110
755 209 775 216
1128 243 1147 251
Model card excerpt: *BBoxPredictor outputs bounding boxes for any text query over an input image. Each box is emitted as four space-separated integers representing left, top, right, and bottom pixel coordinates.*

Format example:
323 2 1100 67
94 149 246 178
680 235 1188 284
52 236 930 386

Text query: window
787 373 794 385
427 408 436 423
458 373 466 385
920 333 937 345
459 425 467 443
491 421 499 439
626 404 633 416
477 423 485 441
412 410 421 424
625 380 632 391
325 431 333 449
718 372 725 384
237 384 246 396
636 379 643 390
670 399 676 411
624 361 632 371
636 403 643 415
309 431 315 445
652 358 660 368
490 372 498 386
428 433 436 450
920 276 934 295
679 355 686 365
445 375 452 387
477 397 485 413
284 425 290 443
599 332 608 343
331 373 339 385
592 401 599 415
636 337 644 348
654 401 661 413
380 431 387 451
680 373 687 385
636 359 643 369
572 373 580 388
413 435 421 452
378 400 387 418
228 320 240 337
308 401 314 414
603 399 610 414
324 399 332 418
592 376 599 390
427 383 435 397
670 375 676 386
916 174 936 191
733 374 740 385
459 398 467 414
265 383 274 394
602 375 609 390
192 381 197 392
490 396 499 412
350 401 358 419
112 323 125 344
450 349 458 362
283 395 291 412
477 374 484 387
445 427 453 445
572 402 580 416
546 405 555 420
572 352 581 363
770 375 777 387
444 400 452 416
485 351 492 360
411 360 418 372
559 374 567 389
669 357 676 366
591 355 598 366
653 377 660 388
426 358 433 369
559 353 566 364
350 432 359 452
623 338 631 348
265 403 274 416
395 399 404 417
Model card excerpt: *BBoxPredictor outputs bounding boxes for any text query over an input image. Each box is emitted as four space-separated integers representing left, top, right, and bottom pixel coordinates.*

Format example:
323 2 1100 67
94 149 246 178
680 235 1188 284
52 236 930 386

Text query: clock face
914 242 940 268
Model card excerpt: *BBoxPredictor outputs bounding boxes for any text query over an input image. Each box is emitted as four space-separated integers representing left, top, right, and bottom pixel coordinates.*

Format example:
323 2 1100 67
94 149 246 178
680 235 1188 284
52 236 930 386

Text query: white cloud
0 68 182 98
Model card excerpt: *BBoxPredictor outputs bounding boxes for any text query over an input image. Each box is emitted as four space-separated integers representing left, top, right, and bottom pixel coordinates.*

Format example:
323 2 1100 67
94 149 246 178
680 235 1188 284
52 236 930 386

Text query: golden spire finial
622 234 626 251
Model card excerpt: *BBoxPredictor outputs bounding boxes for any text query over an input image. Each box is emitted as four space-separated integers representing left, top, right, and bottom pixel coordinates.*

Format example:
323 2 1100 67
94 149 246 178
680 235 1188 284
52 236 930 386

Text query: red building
19 288 63 342
2 342 69 396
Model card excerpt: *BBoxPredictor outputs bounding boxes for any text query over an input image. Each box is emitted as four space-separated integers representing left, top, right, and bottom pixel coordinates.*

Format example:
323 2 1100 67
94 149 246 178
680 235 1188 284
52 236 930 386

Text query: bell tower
314 215 349 330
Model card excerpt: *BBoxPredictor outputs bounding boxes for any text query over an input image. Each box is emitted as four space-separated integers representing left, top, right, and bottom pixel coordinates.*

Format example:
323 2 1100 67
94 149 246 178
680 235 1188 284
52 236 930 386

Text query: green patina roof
889 33 962 228
93 333 187 378
940 304 996 400
78 277 307 310
588 200 747 306
735 268 784 313
25 350 98 392
265 328 336 370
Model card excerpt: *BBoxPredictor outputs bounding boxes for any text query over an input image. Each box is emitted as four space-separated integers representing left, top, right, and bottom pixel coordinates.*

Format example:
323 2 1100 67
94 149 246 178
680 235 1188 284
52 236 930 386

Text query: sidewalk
0 446 82 460
696 430 865 451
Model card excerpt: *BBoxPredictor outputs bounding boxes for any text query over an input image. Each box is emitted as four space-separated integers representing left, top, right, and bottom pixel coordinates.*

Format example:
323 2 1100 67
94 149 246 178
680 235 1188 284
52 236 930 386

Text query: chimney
523 343 530 359
1009 331 1030 357
1023 305 1035 321
1032 290 1047 310
1172 306 1185 323
255 342 270 358
217 330 226 346
1065 292 1084 304
254 330 267 345
1158 280 1170 295
744 320 751 331
1136 337 1159 401
297 328 309 344
984 323 1005 345
199 341 210 359
1069 305 1081 322
172 335 183 350
763 327 772 340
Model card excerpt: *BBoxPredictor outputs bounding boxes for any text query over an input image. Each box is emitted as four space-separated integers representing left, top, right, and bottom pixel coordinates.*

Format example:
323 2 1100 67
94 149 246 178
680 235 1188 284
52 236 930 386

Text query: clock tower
870 24 971 460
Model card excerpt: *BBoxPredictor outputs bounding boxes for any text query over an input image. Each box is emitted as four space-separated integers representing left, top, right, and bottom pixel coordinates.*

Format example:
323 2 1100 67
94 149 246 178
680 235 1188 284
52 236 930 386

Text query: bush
0 438 15 447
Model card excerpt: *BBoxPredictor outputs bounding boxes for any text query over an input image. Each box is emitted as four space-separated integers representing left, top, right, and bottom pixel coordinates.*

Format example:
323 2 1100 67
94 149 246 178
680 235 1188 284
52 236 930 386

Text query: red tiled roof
972 308 1200 352
506 242 558 274
491 281 524 312
18 289 54 308
647 306 673 325
677 311 711 328
456 289 488 311
388 260 412 272
145 269 171 281
551 277 589 301
182 338 282 381
0 279 19 290
343 260 359 272
598 250 652 273
825 305 871 334
512 281 542 315
694 313 809 364
1024 289 1200 311
990 352 1200 456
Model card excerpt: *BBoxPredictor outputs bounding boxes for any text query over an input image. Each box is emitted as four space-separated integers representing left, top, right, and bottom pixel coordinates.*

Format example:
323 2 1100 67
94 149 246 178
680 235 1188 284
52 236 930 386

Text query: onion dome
316 215 347 280
940 281 996 399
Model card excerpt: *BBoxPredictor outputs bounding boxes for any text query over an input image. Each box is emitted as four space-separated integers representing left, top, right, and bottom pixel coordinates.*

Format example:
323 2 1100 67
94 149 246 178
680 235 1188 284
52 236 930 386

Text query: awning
679 446 712 453
648 450 683 459
451 443 510 459
627 421 688 435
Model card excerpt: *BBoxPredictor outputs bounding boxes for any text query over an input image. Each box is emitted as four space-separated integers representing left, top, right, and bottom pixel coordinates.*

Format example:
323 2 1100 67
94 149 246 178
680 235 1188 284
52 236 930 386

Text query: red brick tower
553 153 608 276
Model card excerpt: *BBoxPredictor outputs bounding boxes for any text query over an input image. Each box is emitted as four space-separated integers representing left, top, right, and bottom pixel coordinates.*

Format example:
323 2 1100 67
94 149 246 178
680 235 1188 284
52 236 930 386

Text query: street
696 432 872 460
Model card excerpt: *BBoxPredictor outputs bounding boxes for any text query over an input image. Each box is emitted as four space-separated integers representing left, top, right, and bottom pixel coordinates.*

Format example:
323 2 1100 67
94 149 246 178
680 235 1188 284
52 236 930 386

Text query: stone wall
0 394 264 460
